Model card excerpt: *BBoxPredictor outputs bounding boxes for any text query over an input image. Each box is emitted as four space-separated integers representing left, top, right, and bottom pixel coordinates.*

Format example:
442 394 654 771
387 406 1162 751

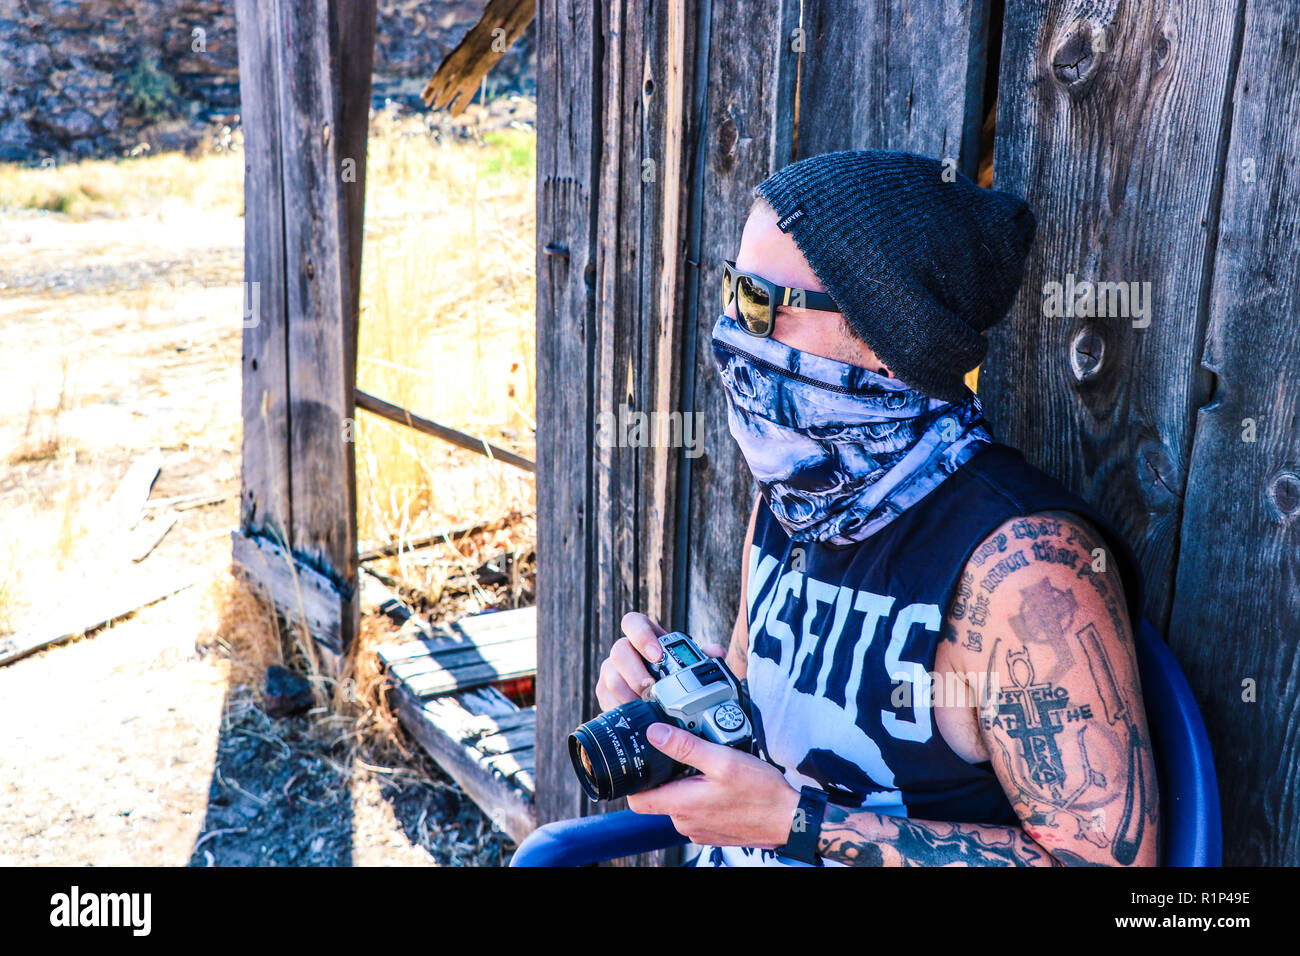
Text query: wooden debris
128 509 180 562
421 0 536 116
0 571 201 667
355 388 535 473
105 449 163 528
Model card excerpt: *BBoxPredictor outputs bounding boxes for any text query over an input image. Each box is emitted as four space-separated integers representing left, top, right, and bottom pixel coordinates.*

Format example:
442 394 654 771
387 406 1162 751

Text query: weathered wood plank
390 681 537 840
0 572 201 667
1169 0 1299 867
476 726 537 756
276 1 361 653
980 2 1240 631
403 656 537 699
235 0 291 543
388 637 537 682
231 529 349 657
484 747 536 782
534 0 599 825
355 389 536 472
796 1 990 176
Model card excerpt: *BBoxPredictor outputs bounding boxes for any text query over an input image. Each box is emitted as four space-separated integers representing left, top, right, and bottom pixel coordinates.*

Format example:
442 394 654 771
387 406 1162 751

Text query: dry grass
0 146 243 218
355 113 537 557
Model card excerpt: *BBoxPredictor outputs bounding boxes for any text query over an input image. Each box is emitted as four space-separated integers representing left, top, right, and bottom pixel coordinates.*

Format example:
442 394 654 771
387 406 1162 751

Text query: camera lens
568 699 681 801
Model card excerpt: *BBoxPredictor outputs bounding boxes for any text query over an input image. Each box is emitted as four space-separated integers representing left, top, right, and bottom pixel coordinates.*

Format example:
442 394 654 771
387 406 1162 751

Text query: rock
0 117 34 161
264 665 313 718
56 108 99 139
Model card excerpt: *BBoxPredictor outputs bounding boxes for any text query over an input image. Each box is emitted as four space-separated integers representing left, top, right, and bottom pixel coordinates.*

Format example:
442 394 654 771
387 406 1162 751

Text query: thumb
646 722 726 775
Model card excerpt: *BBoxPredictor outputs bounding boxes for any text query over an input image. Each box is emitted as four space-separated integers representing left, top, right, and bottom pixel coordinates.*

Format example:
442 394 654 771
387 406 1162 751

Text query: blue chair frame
512 619 1221 867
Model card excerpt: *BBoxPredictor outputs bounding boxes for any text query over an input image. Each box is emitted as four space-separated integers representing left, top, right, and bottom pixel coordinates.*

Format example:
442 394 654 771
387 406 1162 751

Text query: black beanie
752 149 1036 404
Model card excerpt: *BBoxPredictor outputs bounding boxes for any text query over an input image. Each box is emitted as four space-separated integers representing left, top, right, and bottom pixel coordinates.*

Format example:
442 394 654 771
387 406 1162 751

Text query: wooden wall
535 0 996 827
536 0 1300 865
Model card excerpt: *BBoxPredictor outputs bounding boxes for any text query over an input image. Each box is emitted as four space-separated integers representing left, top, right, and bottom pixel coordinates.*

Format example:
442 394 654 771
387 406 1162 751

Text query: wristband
776 786 829 865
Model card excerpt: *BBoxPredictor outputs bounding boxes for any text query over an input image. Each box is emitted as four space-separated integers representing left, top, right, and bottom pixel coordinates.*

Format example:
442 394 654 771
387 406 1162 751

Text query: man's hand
595 612 726 711
625 722 800 848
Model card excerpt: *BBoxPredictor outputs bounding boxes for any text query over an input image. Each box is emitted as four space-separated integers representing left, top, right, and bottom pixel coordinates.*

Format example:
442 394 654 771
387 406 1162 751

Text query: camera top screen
665 639 701 667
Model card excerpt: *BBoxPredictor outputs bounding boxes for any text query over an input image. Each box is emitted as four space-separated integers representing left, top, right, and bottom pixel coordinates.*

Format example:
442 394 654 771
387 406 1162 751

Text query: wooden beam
1168 0 1299 866
234 0 291 544
234 0 375 659
355 389 535 472
422 0 536 115
534 0 600 826
231 529 352 659
390 682 538 842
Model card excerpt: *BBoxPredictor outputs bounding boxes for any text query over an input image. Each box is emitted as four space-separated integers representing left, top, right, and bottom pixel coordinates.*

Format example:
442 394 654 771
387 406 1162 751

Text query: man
596 150 1160 866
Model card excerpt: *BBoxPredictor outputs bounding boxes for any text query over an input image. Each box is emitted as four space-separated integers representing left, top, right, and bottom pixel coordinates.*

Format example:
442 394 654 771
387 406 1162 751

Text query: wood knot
1268 472 1300 522
1052 22 1103 95
717 116 738 158
1069 327 1105 381
1135 435 1180 510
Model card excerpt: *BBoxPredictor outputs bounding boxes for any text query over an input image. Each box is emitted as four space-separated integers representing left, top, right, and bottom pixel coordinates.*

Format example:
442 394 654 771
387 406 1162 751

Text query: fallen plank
144 490 231 512
402 655 537 699
128 509 181 563
476 725 537 756
483 747 535 782
105 449 163 533
375 605 537 667
231 529 351 660
0 571 201 667
387 635 536 680
358 517 503 563
390 680 537 841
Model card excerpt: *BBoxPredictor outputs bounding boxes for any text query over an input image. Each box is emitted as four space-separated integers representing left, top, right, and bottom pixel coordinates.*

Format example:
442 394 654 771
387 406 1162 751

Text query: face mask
710 313 994 546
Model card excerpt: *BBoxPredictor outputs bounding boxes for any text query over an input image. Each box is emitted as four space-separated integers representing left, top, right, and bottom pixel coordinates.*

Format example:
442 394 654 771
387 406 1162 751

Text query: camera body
569 632 753 801
642 631 751 746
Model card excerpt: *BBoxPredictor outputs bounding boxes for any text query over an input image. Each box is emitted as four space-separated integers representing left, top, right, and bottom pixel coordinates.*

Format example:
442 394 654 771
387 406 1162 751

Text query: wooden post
534 0 600 826
234 0 377 670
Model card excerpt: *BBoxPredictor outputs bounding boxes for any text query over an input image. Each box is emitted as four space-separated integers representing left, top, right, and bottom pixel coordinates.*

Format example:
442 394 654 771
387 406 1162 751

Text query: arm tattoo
818 806 1056 867
962 509 1158 866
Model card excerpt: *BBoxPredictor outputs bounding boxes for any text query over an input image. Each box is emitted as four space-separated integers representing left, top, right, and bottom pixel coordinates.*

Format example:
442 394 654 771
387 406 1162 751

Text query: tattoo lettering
1031 539 1080 568
979 550 1030 593
970 532 1009 567
949 570 973 622
1010 515 1063 541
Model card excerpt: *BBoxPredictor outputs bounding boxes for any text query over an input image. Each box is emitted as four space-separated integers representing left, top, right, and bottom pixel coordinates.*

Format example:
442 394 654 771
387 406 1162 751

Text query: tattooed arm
817 510 1160 867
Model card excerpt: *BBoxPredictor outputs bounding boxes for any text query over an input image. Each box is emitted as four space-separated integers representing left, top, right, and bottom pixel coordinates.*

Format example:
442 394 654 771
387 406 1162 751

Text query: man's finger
620 612 667 663
700 642 727 659
609 638 656 696
646 722 728 776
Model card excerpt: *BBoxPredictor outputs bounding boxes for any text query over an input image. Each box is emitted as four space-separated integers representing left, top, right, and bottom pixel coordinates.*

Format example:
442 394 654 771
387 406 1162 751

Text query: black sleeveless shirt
695 441 1144 867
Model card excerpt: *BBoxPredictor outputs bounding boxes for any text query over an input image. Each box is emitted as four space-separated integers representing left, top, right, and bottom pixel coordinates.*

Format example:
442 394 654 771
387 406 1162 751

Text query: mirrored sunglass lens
721 269 732 309
737 276 771 334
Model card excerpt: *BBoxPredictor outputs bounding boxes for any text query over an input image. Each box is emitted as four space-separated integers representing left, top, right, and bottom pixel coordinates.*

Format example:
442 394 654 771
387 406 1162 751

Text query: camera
568 631 753 801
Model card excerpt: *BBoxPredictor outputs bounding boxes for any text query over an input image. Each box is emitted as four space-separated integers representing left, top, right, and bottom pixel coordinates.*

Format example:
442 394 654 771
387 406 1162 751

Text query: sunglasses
721 259 840 337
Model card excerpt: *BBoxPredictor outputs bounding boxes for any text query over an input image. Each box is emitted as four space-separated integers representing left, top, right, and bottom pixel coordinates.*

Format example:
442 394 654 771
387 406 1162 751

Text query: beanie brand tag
776 205 806 233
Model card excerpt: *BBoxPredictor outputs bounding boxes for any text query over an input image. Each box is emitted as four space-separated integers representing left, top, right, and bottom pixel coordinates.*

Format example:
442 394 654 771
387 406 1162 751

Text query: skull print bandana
710 313 994 546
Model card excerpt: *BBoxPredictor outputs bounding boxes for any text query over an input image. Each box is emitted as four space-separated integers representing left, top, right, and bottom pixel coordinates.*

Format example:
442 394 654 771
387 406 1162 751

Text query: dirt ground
0 148 516 866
